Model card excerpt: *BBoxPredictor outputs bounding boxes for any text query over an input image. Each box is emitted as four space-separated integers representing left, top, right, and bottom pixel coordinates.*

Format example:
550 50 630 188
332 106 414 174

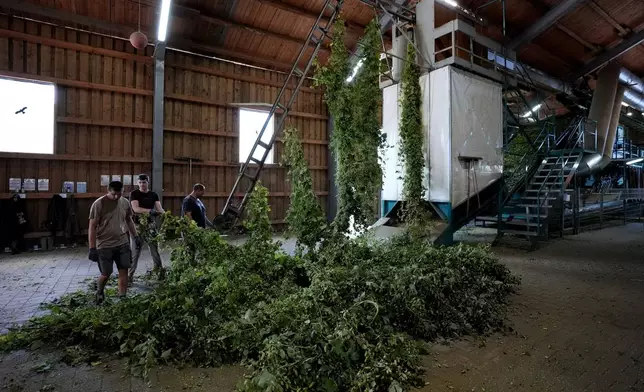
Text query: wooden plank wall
0 15 329 236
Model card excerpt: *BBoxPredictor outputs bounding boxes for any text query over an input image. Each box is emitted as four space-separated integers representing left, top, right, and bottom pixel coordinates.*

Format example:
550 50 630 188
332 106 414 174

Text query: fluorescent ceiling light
627 111 633 116
157 0 172 42
621 102 629 107
346 59 364 83
442 0 459 7
520 103 542 118
626 157 643 165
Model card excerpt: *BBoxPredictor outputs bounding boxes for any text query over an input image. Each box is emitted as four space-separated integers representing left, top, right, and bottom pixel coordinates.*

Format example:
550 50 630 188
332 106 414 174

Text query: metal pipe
512 62 644 112
604 84 626 157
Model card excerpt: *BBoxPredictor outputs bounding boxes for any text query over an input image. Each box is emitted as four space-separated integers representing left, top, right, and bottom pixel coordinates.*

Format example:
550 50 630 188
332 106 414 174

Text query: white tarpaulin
381 84 403 201
449 67 503 207
428 67 451 202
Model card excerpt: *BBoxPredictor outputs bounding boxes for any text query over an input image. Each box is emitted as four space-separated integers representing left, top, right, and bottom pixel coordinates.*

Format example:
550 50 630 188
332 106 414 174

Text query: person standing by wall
88 181 140 304
128 174 165 283
181 183 212 228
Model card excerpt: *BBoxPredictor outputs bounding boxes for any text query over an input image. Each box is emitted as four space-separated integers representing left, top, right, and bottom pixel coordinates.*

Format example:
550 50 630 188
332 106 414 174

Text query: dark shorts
97 243 132 276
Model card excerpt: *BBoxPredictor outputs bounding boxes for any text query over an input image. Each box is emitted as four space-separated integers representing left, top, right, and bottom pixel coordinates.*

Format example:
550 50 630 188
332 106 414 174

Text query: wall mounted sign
23 179 36 191
100 175 110 186
76 182 87 193
38 179 49 191
63 181 74 193
9 178 21 192
123 175 132 186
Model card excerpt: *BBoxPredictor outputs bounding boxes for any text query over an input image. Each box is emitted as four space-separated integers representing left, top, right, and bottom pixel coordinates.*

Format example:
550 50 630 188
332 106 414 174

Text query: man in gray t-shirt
88 181 140 303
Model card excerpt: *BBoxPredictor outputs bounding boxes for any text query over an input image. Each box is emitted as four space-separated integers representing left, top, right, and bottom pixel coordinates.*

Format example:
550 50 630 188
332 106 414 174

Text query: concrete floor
1 224 644 391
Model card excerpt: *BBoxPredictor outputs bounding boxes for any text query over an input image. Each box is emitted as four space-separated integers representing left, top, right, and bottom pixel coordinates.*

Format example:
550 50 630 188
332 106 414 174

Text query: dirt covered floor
1 224 644 391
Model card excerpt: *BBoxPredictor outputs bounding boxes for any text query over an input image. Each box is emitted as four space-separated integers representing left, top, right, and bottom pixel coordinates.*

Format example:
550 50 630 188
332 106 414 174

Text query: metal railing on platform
559 188 644 235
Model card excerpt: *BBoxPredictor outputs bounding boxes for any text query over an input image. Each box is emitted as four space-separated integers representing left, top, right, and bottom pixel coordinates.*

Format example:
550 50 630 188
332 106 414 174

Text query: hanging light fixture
129 0 148 49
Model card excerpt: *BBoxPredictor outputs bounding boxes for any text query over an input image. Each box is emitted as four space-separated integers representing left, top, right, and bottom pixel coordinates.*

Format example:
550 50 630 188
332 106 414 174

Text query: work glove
133 236 142 249
88 248 99 262
149 209 160 217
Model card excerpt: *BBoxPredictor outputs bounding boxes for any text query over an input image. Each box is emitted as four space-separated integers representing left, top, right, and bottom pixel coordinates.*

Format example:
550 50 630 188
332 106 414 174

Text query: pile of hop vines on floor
0 186 518 391
0 19 519 391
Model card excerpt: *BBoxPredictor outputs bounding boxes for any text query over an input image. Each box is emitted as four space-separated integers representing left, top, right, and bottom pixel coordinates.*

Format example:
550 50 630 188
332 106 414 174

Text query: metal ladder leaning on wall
216 0 345 230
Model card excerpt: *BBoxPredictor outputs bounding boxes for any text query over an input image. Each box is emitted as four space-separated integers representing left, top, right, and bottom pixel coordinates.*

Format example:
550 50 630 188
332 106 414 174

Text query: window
487 50 515 71
0 77 55 154
239 108 275 164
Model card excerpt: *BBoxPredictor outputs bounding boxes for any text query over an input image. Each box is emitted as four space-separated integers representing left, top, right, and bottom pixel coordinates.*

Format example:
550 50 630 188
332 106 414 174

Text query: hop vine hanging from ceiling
315 18 385 232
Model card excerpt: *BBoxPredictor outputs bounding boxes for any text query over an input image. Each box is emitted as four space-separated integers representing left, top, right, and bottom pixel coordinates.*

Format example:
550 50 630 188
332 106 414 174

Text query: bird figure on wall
15 107 27 114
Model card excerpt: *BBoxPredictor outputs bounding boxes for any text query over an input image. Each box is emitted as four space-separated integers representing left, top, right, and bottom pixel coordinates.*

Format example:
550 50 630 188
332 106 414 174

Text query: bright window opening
239 108 275 164
0 77 55 154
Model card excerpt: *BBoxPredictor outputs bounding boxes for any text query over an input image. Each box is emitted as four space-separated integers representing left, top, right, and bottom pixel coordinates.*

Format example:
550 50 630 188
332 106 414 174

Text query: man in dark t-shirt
181 183 211 228
129 174 165 282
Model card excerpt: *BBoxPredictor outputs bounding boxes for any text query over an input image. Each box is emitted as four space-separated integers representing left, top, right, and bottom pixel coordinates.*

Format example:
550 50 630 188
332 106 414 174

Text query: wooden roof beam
572 28 644 79
505 0 585 51
586 0 631 38
172 4 330 53
254 0 367 37
0 1 297 71
519 0 600 52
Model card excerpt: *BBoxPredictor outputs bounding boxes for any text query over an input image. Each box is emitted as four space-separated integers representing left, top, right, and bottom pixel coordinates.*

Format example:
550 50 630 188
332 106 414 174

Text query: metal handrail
496 117 554 236
514 63 554 124
534 121 585 232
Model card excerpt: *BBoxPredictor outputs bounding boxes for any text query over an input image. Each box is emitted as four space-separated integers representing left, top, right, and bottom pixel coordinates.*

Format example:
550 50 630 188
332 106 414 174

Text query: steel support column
152 43 166 201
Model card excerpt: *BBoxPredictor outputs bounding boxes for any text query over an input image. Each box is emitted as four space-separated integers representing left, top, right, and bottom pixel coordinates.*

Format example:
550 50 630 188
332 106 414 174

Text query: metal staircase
216 0 345 229
495 117 589 248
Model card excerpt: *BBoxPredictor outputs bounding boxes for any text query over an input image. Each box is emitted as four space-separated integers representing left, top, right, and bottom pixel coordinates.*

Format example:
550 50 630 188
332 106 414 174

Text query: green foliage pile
315 19 385 232
398 43 425 224
281 126 327 253
0 24 520 392
0 184 518 391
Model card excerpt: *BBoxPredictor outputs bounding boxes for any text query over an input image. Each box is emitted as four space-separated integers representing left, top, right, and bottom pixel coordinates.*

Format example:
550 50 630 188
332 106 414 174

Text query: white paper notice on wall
112 175 122 183
123 175 132 186
100 175 110 186
9 178 21 192
63 181 74 193
38 179 49 191
76 182 87 193
23 179 36 191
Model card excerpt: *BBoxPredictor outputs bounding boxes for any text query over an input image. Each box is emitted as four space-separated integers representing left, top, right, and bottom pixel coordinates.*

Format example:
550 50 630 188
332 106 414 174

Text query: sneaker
95 291 105 305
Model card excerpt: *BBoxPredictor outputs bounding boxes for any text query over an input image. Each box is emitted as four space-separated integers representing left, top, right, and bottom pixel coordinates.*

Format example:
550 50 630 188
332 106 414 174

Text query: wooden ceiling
2 0 643 82
465 0 644 79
